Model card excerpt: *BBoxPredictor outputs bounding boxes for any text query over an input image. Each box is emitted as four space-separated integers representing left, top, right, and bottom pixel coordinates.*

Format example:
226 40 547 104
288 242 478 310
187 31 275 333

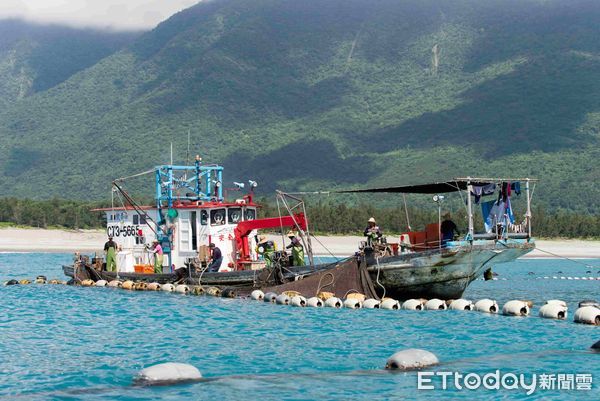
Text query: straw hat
152 239 159 243
287 230 296 238
258 235 268 244
368 217 376 224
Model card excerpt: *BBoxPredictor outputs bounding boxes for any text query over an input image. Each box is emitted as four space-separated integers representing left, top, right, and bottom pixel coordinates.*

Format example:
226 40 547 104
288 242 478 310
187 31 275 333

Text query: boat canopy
336 178 537 194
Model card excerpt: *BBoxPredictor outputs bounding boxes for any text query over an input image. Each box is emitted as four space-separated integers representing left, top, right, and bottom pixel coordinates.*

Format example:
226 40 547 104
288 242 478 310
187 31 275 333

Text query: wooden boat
347 178 537 299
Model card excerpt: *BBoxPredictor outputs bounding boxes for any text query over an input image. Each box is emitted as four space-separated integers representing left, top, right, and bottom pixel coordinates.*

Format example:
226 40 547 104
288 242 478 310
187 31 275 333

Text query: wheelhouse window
244 208 256 221
228 207 242 224
200 210 208 225
191 211 197 250
210 209 226 225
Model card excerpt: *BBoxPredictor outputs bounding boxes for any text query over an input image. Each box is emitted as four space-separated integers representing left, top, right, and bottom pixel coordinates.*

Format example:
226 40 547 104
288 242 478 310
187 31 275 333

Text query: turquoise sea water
0 253 598 400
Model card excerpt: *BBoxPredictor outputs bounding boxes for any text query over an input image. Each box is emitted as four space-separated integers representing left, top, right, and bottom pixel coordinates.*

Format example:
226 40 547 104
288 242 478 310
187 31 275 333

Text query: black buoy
5 279 19 286
483 268 493 281
579 300 600 308
221 288 237 298
591 340 600 352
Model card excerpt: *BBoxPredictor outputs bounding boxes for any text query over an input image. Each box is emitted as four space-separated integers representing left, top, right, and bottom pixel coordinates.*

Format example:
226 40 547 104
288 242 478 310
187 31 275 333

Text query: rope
315 272 335 295
114 169 154 182
402 193 411 231
309 234 341 262
374 255 386 299
533 247 600 269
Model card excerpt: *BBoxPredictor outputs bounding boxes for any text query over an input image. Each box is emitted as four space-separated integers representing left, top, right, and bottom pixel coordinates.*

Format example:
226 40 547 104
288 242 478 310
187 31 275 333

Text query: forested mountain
0 0 599 212
0 19 139 107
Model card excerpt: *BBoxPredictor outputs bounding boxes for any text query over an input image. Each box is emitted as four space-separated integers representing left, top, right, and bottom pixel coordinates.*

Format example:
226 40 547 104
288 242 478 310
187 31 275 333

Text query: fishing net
262 257 379 299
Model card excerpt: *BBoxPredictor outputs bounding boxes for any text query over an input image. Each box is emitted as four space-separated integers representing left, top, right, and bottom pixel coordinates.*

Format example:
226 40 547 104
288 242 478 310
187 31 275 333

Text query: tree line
1 197 600 238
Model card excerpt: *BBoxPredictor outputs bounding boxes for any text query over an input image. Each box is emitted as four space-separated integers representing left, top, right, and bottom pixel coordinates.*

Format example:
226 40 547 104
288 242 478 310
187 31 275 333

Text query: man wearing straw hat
363 217 383 246
286 231 305 266
256 235 276 268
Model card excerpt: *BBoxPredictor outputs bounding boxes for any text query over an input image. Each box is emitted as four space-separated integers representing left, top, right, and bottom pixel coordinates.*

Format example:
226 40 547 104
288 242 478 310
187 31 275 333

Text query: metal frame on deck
154 156 224 208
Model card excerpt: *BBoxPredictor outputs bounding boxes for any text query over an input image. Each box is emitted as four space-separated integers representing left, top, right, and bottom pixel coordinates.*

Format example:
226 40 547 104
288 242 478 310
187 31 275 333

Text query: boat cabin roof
92 201 258 212
337 177 538 194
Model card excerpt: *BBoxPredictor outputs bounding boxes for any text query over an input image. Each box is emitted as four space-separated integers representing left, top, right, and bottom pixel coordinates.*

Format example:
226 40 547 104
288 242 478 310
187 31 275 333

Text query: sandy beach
1 228 599 259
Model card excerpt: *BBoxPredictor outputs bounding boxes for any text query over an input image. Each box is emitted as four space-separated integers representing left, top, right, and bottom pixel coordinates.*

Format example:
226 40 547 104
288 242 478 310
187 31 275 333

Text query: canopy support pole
526 179 532 238
466 178 474 240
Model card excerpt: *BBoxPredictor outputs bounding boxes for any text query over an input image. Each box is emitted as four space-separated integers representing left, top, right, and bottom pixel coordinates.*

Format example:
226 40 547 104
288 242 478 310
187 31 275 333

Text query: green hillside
0 19 138 107
0 0 599 213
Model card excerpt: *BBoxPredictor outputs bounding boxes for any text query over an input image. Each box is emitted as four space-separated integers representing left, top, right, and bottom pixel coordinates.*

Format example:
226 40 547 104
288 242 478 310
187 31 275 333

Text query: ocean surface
0 253 598 400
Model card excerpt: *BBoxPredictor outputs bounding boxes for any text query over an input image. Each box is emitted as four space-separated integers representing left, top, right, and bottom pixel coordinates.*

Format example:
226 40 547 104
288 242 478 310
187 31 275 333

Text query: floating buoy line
4 276 600 326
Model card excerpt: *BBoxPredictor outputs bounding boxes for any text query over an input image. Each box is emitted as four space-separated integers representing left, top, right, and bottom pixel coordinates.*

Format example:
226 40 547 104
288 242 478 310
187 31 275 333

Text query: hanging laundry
510 181 521 195
506 197 515 224
498 182 511 203
482 200 507 233
471 183 496 204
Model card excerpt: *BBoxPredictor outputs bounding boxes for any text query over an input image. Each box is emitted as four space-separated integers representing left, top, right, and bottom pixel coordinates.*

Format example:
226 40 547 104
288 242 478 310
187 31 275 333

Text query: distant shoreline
0 228 599 259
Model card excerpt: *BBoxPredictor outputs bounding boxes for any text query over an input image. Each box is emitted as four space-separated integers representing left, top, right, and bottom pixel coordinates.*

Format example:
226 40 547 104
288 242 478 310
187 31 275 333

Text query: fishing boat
63 157 343 289
63 159 536 300
339 178 536 299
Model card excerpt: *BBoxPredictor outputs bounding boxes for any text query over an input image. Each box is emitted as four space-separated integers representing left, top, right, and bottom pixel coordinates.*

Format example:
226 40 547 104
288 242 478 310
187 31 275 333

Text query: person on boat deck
286 231 305 266
441 213 460 247
256 235 276 268
104 236 118 272
149 239 164 274
207 243 222 272
364 217 383 246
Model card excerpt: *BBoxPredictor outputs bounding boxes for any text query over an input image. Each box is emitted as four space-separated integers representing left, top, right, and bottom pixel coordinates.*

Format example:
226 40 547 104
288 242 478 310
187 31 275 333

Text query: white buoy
402 299 423 310
108 280 122 288
474 299 498 313
147 282 161 291
95 280 108 287
325 297 343 308
385 349 439 370
380 298 400 310
161 283 175 292
545 299 567 307
424 299 447 310
275 294 291 305
574 306 600 325
306 297 323 307
250 290 264 301
502 300 530 316
539 303 568 320
290 295 307 307
343 298 362 309
363 299 381 309
135 362 202 385
449 299 474 311
263 292 277 303
175 285 190 294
